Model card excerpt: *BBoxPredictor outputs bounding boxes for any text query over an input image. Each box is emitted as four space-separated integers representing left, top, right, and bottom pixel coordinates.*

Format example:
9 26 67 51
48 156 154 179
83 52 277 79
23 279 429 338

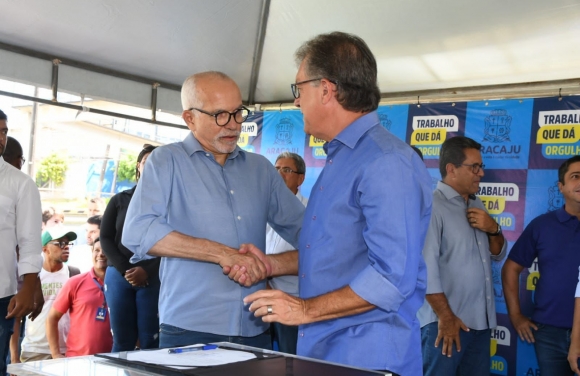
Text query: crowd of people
1 31 580 376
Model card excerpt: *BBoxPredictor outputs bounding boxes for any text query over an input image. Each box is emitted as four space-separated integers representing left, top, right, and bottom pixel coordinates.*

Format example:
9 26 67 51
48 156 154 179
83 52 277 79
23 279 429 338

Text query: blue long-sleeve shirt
297 112 432 375
123 132 304 337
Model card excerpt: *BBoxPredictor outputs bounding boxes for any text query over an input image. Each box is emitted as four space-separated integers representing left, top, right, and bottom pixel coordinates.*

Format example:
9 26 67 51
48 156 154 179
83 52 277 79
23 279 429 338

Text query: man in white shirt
265 152 308 354
0 109 43 374
20 228 80 362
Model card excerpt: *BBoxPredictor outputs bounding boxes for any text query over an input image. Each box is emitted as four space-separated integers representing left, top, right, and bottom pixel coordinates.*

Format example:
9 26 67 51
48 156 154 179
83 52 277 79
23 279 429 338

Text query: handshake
220 243 272 287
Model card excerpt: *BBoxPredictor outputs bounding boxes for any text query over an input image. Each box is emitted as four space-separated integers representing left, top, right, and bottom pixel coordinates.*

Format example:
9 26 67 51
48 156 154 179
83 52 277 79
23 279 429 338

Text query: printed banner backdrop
406 102 466 169
240 95 579 375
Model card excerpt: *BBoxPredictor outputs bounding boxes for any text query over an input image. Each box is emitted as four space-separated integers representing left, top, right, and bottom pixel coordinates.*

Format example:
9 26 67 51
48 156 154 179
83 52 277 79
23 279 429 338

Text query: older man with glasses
418 136 506 376
123 71 304 350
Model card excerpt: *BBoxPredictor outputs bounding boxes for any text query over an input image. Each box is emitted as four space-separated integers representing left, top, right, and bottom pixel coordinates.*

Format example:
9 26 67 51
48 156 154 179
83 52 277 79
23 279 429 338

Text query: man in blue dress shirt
243 32 433 375
122 71 305 349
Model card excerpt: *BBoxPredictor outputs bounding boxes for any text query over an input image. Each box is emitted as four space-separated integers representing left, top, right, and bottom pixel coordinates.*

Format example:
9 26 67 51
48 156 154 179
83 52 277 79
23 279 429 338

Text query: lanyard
92 278 107 308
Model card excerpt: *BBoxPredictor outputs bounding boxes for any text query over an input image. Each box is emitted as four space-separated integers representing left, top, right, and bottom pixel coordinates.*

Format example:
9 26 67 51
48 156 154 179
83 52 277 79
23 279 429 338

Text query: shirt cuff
350 265 405 312
129 222 173 263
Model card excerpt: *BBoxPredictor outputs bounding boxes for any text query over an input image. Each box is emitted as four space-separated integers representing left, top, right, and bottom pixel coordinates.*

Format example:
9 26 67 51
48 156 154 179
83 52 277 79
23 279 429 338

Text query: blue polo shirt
508 208 580 328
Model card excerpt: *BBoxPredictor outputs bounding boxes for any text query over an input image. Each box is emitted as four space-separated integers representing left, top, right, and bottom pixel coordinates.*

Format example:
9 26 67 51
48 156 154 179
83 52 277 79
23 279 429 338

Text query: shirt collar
0 156 6 171
556 207 578 223
330 111 380 150
182 132 243 160
437 181 463 201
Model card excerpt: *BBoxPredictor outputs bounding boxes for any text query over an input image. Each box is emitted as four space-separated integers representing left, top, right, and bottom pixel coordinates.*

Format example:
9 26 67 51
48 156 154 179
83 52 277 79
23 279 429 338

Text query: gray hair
276 152 306 174
180 71 232 111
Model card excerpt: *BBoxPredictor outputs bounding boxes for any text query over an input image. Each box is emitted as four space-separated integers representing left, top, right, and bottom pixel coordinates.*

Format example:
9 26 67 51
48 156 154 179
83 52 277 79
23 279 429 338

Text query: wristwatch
488 224 502 236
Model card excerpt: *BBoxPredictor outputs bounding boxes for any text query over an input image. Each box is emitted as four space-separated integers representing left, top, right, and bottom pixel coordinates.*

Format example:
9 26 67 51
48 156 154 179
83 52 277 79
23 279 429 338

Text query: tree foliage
36 153 68 187
116 153 137 182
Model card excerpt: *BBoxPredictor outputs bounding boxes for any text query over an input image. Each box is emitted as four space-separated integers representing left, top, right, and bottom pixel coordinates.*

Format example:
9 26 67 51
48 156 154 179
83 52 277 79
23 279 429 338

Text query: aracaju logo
484 109 511 143
477 182 519 231
410 115 458 158
265 118 300 155
537 110 580 159
480 109 521 157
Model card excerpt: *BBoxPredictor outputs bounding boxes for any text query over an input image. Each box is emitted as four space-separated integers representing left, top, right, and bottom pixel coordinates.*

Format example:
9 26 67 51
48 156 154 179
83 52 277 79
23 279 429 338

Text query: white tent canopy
1 0 580 113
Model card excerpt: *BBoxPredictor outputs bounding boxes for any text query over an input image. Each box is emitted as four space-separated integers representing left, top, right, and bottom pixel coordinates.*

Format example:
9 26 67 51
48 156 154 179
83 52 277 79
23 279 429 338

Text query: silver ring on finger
267 305 273 315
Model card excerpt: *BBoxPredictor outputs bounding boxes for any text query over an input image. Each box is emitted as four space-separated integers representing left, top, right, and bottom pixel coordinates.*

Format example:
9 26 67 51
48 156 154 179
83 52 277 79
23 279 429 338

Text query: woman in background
101 145 159 351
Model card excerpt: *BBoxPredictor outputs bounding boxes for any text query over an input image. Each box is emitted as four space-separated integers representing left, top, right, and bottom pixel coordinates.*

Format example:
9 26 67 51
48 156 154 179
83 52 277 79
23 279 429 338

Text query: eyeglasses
276 166 303 175
457 163 485 174
48 241 73 249
291 78 338 99
189 106 250 127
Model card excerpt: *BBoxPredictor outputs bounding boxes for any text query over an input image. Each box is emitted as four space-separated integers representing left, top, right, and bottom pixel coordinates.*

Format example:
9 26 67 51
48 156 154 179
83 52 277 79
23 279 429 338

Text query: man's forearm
148 231 232 264
502 259 524 317
426 293 456 319
46 317 61 357
489 233 505 256
303 285 374 324
268 251 298 277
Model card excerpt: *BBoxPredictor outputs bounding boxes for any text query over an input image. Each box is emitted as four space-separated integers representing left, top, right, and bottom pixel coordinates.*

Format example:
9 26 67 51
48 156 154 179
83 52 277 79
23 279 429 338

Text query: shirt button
320 186 323 191
487 296 491 300
301 274 305 278
300 332 304 337
205 153 210 157
312 215 316 220
478 241 481 245
230 190 234 194
482 259 486 263
306 244 310 248
486 277 490 281
237 216 241 220
329 160 333 164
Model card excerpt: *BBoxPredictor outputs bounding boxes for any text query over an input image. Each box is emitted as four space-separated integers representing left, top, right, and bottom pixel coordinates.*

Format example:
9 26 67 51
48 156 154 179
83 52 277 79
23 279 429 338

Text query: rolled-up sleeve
16 177 42 276
123 148 175 262
421 206 444 294
350 153 431 312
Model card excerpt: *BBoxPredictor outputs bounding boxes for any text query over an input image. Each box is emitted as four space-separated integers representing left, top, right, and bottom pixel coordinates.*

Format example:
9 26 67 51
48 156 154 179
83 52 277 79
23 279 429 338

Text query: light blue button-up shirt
297 112 432 375
123 132 304 337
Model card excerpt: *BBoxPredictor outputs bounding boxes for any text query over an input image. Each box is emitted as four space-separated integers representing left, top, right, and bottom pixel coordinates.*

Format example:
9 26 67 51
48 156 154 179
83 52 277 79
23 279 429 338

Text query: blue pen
167 344 218 354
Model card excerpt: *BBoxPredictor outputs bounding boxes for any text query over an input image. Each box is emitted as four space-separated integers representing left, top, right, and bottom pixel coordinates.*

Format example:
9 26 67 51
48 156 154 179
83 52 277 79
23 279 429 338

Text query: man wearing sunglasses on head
418 136 506 376
123 71 304 350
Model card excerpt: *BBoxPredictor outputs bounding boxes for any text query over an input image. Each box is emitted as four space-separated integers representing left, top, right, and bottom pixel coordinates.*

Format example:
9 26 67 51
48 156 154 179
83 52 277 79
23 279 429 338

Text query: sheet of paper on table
125 344 257 368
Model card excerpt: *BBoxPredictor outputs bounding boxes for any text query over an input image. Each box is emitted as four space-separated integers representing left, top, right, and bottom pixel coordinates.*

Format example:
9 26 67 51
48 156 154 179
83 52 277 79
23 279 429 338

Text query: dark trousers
0 296 15 374
421 321 490 376
271 322 298 354
159 324 271 350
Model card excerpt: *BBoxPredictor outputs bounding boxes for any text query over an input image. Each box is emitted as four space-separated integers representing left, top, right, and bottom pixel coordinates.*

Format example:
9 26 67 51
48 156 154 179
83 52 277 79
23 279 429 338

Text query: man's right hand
509 313 538 343
220 246 268 287
435 314 470 357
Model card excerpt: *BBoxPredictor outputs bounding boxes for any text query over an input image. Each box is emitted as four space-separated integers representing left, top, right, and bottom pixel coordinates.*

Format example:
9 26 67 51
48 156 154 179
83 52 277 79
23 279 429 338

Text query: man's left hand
466 208 498 234
244 289 306 326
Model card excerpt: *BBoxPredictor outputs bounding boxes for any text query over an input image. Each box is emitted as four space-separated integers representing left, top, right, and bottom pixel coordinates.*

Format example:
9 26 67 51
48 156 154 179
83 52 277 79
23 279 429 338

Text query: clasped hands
221 243 271 287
